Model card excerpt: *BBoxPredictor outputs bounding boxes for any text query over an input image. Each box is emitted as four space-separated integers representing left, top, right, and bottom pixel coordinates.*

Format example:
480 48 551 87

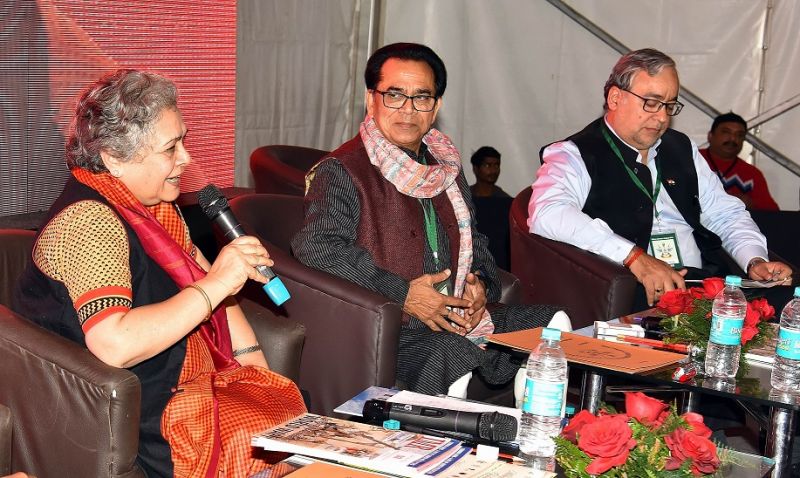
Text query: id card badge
650 230 683 268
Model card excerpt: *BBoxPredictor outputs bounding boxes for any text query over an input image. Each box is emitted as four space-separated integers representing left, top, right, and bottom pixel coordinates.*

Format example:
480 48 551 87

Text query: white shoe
514 366 527 408
546 310 572 332
447 371 473 399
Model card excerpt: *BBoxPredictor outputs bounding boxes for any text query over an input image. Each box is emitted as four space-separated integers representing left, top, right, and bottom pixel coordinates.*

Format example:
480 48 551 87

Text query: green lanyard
420 200 440 266
601 125 662 219
417 155 440 266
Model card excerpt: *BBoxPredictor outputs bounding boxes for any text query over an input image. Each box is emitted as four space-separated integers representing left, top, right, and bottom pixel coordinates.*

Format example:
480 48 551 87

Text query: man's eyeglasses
623 89 684 116
373 90 437 112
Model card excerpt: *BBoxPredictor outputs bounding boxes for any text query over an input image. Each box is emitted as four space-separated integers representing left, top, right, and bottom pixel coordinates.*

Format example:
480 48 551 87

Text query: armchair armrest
238 296 305 383
497 268 522 305
0 306 143 478
238 246 403 417
510 187 638 329
512 233 638 329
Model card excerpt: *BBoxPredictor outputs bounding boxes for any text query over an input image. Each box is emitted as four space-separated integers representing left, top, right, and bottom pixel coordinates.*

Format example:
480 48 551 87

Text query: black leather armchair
250 145 329 196
510 187 638 330
0 228 304 476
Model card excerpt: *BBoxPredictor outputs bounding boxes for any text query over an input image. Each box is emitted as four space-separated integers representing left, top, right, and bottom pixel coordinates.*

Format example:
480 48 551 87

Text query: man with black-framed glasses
529 48 791 311
293 42 564 399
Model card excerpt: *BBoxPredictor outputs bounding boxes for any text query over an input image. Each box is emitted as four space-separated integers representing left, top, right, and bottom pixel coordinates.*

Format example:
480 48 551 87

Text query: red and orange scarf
73 169 305 477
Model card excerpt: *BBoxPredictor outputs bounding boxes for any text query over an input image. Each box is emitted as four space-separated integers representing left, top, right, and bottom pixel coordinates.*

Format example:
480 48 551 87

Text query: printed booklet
252 413 547 478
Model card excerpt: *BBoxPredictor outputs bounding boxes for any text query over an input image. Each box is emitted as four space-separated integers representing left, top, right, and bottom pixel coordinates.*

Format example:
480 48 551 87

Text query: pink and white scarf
359 115 494 342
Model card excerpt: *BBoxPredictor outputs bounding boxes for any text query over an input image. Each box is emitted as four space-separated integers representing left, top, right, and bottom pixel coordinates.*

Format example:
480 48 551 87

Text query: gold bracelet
186 283 212 322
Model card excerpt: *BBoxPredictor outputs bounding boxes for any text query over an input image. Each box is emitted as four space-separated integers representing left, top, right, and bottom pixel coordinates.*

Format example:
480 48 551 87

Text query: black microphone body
197 185 290 305
362 399 517 443
202 200 276 280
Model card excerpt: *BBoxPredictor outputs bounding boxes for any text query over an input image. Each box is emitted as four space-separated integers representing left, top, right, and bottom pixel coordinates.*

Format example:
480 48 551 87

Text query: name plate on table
488 327 685 374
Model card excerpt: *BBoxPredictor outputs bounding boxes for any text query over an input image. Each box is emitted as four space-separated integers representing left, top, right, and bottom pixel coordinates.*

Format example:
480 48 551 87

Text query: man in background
470 146 510 198
700 112 779 211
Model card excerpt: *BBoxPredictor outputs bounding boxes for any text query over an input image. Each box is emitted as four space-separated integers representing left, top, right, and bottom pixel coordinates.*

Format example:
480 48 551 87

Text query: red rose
651 408 671 428
701 277 725 299
625 392 668 426
665 427 721 475
577 414 636 475
689 287 705 300
751 298 775 320
657 289 694 316
741 325 759 345
744 302 762 328
561 409 596 443
681 412 712 438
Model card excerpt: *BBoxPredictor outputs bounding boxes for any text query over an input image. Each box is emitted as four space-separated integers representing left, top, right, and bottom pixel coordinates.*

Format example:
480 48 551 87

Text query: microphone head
478 412 517 442
197 184 228 219
362 399 390 424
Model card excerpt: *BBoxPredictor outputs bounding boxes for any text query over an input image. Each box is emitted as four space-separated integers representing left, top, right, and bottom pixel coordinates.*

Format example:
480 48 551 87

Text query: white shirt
528 118 768 270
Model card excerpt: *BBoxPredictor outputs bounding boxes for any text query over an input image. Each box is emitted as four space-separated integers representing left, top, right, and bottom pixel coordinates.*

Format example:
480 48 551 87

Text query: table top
567 322 800 412
256 451 773 478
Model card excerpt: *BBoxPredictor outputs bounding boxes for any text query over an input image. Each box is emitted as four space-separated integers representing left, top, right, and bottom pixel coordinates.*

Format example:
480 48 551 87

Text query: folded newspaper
687 278 792 289
252 413 546 478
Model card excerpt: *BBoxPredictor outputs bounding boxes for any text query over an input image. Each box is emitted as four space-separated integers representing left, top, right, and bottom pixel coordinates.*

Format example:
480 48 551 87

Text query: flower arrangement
554 392 723 477
655 277 775 371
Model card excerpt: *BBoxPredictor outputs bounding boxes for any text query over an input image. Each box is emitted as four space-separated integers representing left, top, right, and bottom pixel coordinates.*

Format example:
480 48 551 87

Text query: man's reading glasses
623 89 684 116
373 90 437 112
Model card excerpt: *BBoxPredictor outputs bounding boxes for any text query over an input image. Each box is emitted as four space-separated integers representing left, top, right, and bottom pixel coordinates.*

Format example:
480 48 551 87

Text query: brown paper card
286 462 384 477
488 327 685 374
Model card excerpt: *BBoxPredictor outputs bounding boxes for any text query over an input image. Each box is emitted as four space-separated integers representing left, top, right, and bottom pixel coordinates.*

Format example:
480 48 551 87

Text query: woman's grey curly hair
66 69 178 172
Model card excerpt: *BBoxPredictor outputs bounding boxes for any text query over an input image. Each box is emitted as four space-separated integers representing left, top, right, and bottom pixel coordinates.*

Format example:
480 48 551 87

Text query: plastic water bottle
771 287 800 392
519 327 568 469
705 275 747 378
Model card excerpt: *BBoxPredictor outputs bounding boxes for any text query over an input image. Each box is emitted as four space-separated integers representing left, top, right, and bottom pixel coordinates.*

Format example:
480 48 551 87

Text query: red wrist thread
623 247 645 268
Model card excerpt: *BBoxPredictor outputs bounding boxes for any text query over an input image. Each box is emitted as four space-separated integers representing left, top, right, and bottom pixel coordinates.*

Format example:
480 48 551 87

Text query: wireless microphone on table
197 184 291 306
362 399 517 443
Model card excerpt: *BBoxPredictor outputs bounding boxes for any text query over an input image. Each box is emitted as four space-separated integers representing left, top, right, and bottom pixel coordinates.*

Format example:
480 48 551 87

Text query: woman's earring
110 169 122 178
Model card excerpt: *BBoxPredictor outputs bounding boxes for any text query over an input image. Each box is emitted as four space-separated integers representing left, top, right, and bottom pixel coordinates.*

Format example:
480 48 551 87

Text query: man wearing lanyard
528 48 791 309
293 42 562 398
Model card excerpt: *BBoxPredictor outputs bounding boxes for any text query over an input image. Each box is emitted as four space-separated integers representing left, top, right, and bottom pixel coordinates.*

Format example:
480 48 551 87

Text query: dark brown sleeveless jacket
332 135 462 283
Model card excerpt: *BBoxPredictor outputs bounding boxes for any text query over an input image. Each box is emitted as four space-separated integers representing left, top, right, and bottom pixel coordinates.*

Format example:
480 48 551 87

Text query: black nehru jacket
563 118 729 276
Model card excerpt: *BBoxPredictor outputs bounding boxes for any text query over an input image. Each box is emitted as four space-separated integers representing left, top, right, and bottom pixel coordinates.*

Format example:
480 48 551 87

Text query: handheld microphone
197 185 291 306
362 399 517 443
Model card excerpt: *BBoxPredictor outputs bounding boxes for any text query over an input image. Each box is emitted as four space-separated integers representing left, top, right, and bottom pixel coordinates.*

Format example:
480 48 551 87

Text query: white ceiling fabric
381 0 800 208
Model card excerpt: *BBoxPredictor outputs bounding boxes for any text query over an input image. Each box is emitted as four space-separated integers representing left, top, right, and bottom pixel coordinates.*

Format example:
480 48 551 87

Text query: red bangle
623 247 645 268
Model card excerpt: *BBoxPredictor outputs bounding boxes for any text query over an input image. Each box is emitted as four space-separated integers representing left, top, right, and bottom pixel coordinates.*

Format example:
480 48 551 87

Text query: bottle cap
542 327 561 341
724 275 742 287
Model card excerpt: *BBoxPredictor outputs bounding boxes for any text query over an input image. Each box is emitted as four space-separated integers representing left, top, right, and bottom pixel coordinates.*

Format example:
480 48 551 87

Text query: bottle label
522 378 565 417
776 327 800 360
709 313 744 346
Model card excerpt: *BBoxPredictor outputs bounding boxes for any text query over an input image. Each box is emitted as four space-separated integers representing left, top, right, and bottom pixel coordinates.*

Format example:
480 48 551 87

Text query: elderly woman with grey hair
13 69 305 477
